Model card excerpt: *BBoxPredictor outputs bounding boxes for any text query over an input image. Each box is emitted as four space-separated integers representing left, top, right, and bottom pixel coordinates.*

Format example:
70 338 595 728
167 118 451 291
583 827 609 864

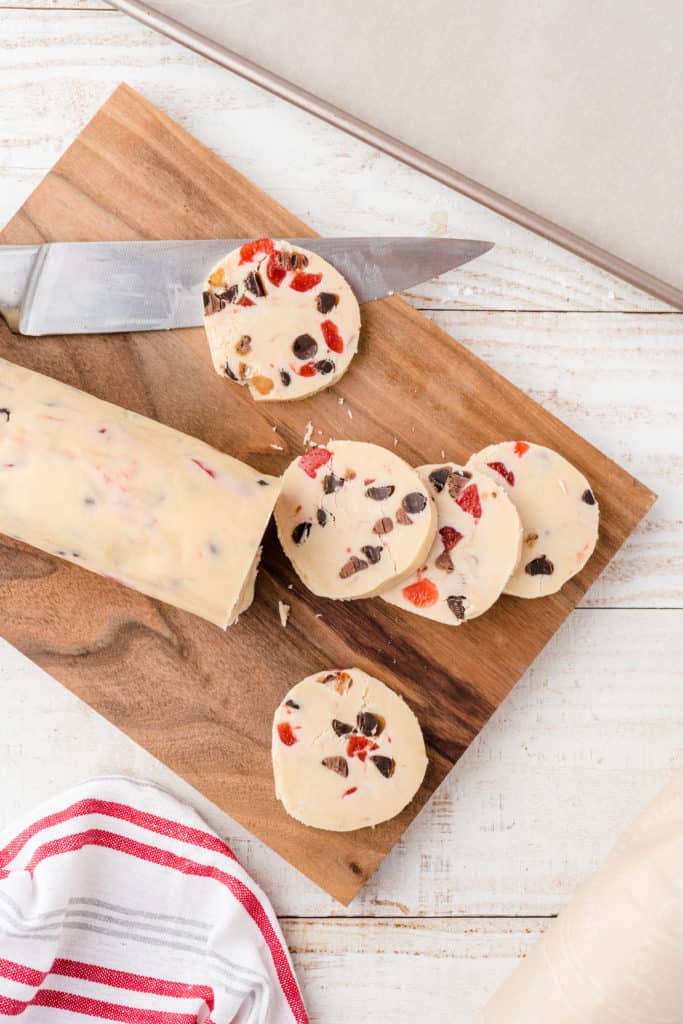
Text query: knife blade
0 237 492 337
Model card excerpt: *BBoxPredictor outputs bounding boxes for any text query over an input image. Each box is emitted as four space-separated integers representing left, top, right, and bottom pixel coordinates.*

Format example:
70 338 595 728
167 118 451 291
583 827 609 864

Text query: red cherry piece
296 362 317 378
298 447 332 478
239 238 276 265
514 441 530 457
237 295 254 307
486 461 515 486
191 458 217 480
402 578 439 608
346 735 380 762
439 526 463 551
290 271 323 292
456 484 482 520
266 252 287 287
321 319 344 353
343 787 358 797
277 721 298 746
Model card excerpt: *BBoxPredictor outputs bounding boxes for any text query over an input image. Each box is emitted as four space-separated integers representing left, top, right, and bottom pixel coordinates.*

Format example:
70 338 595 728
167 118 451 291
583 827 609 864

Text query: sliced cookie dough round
382 463 522 624
202 238 361 401
272 667 428 831
468 441 599 598
274 440 437 599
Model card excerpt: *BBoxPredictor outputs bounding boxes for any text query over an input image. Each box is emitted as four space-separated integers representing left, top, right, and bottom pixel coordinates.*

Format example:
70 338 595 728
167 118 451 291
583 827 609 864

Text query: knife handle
0 245 42 333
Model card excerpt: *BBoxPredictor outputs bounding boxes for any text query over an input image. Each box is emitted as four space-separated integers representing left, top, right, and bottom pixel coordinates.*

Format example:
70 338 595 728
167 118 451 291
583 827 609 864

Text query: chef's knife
0 238 492 336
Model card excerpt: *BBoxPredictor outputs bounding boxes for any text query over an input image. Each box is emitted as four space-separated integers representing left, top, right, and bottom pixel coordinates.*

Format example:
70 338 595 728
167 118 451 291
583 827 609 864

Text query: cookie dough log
468 441 599 598
0 358 281 627
203 239 361 401
383 463 522 623
272 667 428 831
274 440 437 599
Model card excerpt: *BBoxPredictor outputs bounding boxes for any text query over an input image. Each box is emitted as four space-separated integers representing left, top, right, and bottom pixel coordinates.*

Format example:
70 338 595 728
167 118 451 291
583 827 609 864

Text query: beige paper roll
481 772 683 1023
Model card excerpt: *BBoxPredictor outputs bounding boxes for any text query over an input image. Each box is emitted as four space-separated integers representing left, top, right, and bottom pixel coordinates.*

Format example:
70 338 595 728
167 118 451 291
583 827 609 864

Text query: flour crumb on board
303 421 314 446
393 437 398 447
348 408 353 420
441 449 445 459
315 612 323 619
278 601 290 628
270 443 284 451
338 396 345 406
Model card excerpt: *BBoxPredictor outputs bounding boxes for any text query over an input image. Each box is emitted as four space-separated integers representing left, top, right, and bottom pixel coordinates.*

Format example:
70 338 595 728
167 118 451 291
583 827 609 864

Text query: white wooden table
1 5 682 1021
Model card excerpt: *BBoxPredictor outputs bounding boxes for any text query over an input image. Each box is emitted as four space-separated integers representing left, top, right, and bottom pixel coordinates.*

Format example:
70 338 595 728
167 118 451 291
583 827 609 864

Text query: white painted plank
427 310 683 608
281 917 546 1024
0 610 680 917
0 9 674 313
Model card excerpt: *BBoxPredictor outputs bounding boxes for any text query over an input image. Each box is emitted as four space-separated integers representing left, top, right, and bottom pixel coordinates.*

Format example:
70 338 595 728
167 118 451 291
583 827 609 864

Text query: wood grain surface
0 83 656 903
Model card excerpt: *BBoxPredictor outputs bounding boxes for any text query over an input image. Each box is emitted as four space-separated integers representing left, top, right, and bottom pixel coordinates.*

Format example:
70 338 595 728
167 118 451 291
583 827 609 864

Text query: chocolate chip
322 671 354 694
317 508 328 526
525 531 538 547
279 250 309 271
332 719 354 736
203 291 222 315
361 545 383 564
285 699 300 709
339 556 369 578
244 271 265 296
292 522 311 545
402 492 427 514
525 555 554 576
323 473 345 494
373 517 394 535
428 467 450 492
316 292 339 314
357 711 383 737
322 756 349 778
0 409 9 423
293 334 318 360
435 550 454 572
218 284 238 304
225 362 238 381
83 496 96 506
315 359 335 375
447 470 472 500
280 369 291 387
582 489 596 505
235 335 252 354
257 479 270 486
396 507 413 525
365 485 395 500
446 595 466 620
370 755 395 779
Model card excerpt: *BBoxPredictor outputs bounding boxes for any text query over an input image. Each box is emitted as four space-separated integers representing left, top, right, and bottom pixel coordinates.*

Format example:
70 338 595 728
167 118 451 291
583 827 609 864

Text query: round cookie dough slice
468 441 599 597
202 238 361 401
272 667 428 831
382 463 522 623
275 440 437 599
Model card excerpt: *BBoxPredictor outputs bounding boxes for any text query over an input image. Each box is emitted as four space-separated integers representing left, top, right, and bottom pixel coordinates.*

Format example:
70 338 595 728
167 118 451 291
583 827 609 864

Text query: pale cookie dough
382 463 522 623
0 358 281 627
272 667 428 831
468 441 599 598
274 440 437 599
203 238 361 401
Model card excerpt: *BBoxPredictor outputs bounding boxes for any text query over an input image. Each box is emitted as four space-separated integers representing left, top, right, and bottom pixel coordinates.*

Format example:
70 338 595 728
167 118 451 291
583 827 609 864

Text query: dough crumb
270 443 284 451
278 601 291 628
338 396 345 405
441 449 445 459
348 408 353 420
303 421 314 446
315 613 323 619
393 437 399 447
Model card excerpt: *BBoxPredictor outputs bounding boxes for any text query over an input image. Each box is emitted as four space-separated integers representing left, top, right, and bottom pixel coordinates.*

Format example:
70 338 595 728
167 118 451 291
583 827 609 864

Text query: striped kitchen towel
0 776 308 1022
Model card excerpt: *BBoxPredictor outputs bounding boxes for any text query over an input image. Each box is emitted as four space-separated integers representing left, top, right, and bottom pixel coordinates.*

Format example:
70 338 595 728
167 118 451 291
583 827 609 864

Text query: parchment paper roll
0 358 281 627
481 772 683 1023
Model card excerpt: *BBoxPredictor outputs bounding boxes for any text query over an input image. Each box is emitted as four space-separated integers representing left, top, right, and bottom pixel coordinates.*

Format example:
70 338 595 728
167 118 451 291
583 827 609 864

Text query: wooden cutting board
0 84 656 904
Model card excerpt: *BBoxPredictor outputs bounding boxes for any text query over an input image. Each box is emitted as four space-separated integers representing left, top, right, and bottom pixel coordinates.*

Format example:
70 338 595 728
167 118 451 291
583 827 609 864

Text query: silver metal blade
8 237 493 336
